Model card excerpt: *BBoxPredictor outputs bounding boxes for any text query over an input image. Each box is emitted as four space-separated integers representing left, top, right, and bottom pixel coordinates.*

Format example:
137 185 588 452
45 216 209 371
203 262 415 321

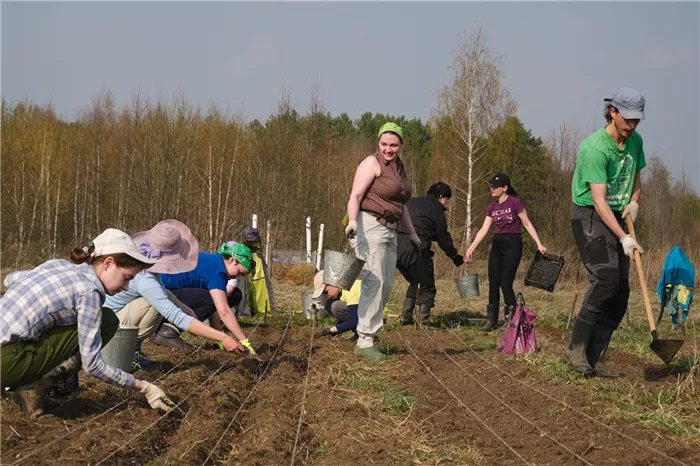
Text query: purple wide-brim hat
131 219 199 274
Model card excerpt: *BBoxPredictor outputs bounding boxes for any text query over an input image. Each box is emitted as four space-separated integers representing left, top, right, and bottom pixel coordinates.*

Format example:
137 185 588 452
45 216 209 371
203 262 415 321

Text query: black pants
488 234 523 308
570 205 630 329
169 288 242 321
396 234 436 307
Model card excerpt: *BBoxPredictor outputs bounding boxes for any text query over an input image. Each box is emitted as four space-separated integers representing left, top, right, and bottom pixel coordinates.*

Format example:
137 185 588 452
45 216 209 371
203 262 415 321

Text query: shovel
625 216 684 364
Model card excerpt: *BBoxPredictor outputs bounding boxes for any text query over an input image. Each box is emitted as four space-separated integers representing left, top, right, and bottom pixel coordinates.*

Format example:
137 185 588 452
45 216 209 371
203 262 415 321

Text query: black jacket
399 195 459 258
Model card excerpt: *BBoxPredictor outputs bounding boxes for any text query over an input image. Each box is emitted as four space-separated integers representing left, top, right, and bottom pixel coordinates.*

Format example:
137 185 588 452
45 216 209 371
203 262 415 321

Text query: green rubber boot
354 345 387 361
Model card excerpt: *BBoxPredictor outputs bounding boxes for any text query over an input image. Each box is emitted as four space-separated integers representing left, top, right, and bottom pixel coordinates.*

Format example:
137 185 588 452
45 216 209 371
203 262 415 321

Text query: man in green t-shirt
564 88 646 378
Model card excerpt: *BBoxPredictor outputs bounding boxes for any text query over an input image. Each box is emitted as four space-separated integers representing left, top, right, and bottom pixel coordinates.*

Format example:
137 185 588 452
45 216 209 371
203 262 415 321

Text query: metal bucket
100 325 139 372
455 274 480 300
301 292 327 320
323 249 365 291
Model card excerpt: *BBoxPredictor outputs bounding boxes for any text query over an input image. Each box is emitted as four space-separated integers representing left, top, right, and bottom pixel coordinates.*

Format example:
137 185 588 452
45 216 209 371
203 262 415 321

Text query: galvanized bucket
100 325 139 371
301 292 327 320
455 274 480 300
323 249 365 291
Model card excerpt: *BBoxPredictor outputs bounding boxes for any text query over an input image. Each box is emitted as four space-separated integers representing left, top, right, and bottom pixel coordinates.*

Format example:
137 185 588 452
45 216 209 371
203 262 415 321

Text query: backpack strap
517 292 526 308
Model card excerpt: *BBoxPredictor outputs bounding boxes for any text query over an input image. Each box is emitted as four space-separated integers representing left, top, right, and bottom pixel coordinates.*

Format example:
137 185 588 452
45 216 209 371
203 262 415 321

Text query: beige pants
354 211 397 349
116 297 165 341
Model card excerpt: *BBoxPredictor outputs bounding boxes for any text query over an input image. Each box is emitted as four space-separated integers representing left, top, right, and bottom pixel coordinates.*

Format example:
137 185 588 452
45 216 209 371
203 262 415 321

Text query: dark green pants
1 307 119 388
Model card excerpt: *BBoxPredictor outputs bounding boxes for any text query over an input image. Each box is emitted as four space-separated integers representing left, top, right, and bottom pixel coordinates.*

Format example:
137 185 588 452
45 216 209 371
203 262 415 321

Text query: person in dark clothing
465 174 548 332
397 182 464 326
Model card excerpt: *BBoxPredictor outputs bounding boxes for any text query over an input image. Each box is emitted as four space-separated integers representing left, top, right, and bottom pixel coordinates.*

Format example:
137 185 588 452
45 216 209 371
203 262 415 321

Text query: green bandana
377 122 404 142
217 242 253 271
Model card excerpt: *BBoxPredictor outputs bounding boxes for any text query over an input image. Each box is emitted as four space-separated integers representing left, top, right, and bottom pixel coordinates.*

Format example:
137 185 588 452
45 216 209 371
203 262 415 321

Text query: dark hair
427 182 452 199
220 253 256 272
506 186 518 198
604 103 615 124
71 244 144 268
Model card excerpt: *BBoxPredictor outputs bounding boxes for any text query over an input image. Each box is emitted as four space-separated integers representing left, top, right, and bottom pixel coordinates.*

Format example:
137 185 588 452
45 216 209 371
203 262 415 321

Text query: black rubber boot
400 297 416 326
587 325 621 378
480 305 499 332
563 317 596 375
417 304 431 327
504 305 516 323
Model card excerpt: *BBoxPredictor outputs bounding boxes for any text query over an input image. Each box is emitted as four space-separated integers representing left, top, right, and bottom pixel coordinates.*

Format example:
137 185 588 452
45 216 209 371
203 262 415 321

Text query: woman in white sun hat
1 228 173 419
104 220 247 371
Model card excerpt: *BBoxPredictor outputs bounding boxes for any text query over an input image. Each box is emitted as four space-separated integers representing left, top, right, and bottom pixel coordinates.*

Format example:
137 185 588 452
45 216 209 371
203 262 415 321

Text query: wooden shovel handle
625 216 656 332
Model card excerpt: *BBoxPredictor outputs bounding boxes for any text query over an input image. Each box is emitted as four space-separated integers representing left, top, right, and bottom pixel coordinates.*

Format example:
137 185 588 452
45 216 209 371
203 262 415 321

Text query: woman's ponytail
71 243 95 264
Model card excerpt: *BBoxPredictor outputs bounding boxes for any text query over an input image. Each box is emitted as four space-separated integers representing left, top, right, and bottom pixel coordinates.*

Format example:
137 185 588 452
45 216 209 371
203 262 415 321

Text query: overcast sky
2 1 698 190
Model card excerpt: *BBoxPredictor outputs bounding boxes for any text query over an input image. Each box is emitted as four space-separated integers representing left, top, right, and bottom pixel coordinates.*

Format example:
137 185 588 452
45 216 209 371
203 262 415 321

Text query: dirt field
2 305 699 466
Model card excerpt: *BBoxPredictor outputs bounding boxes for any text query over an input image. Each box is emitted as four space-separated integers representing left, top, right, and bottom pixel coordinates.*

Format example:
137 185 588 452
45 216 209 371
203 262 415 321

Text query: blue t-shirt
160 252 229 292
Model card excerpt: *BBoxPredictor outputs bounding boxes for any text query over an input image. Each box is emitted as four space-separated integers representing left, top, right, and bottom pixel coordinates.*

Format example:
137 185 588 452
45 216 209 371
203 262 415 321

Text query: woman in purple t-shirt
465 174 548 331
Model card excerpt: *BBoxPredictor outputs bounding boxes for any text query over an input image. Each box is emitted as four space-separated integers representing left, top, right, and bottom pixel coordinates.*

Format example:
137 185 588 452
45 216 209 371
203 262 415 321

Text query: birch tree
436 27 517 250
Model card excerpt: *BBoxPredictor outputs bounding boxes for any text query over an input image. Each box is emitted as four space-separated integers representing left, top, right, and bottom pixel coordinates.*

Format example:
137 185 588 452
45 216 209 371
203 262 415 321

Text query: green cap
217 242 254 271
377 122 404 142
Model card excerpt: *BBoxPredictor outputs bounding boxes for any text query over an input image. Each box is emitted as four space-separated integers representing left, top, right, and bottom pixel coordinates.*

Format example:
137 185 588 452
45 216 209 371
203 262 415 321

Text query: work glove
408 234 422 253
620 234 644 258
451 254 464 267
621 200 639 223
141 382 174 413
213 336 245 352
239 339 257 356
316 328 335 338
344 220 358 239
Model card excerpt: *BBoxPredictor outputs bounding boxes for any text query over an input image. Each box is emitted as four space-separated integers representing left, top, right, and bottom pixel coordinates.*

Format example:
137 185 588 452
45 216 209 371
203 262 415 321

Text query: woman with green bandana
345 122 420 360
160 242 257 355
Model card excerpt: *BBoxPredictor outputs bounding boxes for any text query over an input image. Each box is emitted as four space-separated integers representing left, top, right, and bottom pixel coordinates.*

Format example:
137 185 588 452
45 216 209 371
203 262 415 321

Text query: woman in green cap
160 242 257 355
345 122 421 360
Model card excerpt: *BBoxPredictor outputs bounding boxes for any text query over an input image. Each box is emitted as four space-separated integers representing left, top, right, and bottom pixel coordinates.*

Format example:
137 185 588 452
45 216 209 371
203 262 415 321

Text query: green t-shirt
571 127 646 211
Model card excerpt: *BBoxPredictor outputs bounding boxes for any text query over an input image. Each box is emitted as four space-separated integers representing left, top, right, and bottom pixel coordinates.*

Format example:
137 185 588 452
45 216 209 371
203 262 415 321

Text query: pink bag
497 293 537 355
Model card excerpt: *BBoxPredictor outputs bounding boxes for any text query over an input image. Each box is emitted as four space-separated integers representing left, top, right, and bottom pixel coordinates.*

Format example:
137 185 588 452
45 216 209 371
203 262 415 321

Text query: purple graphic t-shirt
486 196 524 235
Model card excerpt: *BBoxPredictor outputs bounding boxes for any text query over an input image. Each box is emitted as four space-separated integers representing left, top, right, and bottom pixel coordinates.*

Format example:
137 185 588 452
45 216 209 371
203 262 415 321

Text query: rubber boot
13 382 48 418
563 317 596 375
149 321 186 349
354 345 387 361
417 304 431 327
400 296 416 326
587 325 621 378
503 305 516 323
480 305 499 332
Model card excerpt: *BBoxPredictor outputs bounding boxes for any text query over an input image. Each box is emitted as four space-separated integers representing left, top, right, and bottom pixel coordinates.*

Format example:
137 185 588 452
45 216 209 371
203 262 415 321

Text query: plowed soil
2 318 698 465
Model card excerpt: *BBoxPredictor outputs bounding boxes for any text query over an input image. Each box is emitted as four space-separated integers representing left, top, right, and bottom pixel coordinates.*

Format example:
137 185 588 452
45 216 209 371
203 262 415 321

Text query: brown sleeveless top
360 152 412 229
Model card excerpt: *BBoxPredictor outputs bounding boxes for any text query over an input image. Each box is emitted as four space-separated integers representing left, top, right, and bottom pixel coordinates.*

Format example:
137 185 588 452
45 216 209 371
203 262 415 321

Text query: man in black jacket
397 182 464 326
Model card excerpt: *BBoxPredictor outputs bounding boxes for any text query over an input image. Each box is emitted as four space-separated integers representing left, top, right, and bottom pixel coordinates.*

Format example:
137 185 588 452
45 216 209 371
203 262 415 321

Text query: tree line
2 28 698 284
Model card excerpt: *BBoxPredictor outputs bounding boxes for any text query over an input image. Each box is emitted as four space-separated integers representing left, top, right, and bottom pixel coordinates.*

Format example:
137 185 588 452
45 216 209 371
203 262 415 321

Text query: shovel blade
650 338 685 365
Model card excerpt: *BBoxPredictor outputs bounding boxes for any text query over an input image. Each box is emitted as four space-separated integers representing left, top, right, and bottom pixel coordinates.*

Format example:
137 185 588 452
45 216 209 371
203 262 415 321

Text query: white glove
345 220 357 238
141 381 173 413
620 234 644 258
621 201 639 223
408 234 422 252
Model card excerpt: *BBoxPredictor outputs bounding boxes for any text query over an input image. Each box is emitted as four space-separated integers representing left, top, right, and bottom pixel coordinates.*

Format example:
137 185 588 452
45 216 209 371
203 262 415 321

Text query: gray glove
141 381 173 413
620 234 644 258
408 234 422 253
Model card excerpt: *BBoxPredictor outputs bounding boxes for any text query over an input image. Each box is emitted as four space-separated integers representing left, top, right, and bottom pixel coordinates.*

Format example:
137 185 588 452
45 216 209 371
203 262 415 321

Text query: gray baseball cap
605 87 645 120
